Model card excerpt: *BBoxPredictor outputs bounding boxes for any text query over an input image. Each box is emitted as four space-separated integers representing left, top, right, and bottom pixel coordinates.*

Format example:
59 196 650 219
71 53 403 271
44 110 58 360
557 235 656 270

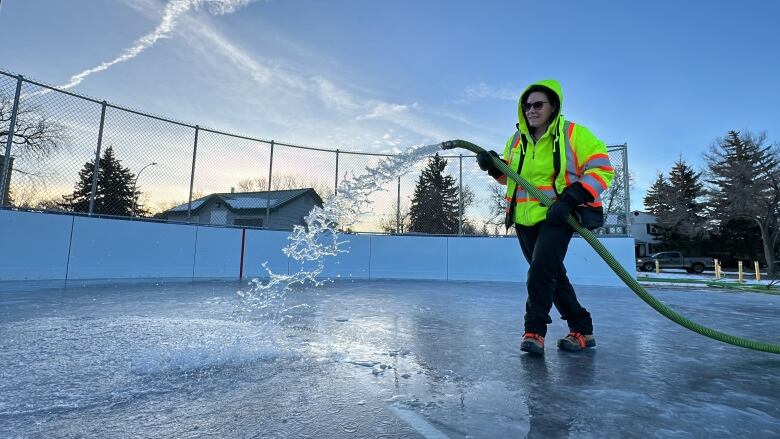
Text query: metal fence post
458 154 463 235
622 143 631 236
265 140 274 228
0 75 23 206
334 149 340 195
396 175 401 234
186 125 199 222
88 101 107 215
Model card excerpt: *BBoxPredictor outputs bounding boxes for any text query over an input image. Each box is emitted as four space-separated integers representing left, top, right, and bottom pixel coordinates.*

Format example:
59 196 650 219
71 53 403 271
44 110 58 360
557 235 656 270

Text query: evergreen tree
654 157 705 246
668 157 704 220
408 154 460 234
711 218 764 265
643 172 672 216
704 130 780 276
61 145 145 216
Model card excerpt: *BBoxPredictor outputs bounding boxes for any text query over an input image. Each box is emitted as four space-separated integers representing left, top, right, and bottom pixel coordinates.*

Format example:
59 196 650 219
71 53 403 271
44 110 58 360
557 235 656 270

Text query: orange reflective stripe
571 146 581 173
582 155 611 171
565 132 579 181
580 181 599 199
590 173 608 189
514 187 556 200
585 153 609 161
567 122 575 139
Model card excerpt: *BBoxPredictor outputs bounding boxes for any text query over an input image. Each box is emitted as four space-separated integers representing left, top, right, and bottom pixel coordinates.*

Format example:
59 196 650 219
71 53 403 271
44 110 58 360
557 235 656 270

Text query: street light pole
133 162 156 217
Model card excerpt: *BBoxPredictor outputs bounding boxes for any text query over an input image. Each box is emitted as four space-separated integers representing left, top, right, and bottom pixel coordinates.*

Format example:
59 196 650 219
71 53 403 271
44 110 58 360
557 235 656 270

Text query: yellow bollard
738 261 744 283
655 259 660 275
714 258 720 280
755 261 761 281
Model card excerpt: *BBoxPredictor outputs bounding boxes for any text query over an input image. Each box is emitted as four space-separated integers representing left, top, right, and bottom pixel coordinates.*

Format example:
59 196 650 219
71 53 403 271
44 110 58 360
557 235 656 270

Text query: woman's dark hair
523 85 559 112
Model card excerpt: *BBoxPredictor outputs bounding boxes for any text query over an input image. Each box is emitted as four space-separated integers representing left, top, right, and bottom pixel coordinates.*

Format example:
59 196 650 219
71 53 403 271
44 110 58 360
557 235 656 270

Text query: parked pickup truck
636 251 714 274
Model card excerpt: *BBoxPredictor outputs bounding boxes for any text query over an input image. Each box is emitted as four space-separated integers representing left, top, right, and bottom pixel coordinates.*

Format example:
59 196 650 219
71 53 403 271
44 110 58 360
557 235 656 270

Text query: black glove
476 150 504 179
546 183 592 226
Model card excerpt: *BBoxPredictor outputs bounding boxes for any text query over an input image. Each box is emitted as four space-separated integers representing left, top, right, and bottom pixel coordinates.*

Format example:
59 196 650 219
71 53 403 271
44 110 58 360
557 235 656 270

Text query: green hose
442 139 780 354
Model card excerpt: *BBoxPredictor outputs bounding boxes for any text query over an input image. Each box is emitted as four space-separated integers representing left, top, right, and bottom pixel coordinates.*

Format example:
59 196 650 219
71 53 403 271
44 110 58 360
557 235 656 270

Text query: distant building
630 210 659 257
164 188 323 230
600 212 629 235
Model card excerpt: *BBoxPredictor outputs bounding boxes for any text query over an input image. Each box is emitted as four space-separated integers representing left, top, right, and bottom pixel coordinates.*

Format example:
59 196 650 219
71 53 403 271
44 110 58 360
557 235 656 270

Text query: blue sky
1 0 779 211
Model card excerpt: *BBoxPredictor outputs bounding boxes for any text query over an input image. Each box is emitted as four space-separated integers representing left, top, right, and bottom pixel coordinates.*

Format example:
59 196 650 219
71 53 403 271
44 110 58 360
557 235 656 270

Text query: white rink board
0 210 635 286
0 210 73 280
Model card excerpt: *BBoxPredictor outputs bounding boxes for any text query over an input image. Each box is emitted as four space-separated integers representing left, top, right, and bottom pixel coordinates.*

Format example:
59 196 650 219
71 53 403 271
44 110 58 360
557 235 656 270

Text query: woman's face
524 91 556 128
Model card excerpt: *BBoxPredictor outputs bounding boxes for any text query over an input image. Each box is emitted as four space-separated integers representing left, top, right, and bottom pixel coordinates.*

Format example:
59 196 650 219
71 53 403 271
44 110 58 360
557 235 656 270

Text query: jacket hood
517 79 564 139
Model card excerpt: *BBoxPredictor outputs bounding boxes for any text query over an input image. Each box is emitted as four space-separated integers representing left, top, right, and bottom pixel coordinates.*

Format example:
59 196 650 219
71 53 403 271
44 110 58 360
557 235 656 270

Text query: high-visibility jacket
497 79 614 226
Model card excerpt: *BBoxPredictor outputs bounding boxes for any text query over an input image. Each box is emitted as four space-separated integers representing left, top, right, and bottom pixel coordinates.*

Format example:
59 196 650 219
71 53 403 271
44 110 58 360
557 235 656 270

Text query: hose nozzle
440 140 458 150
440 139 483 154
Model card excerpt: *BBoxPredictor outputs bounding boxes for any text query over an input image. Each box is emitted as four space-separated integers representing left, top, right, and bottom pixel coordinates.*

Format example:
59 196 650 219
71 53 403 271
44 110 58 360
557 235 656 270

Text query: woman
477 79 614 355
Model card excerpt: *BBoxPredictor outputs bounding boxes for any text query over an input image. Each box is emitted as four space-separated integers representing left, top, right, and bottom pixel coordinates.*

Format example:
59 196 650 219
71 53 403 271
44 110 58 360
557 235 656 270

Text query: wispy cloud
357 102 415 120
457 82 519 104
64 0 460 148
180 17 450 143
311 77 361 112
58 0 256 90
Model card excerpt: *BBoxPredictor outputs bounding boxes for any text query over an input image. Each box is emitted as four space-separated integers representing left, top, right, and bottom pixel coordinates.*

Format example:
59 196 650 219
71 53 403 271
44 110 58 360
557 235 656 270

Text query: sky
1 0 779 211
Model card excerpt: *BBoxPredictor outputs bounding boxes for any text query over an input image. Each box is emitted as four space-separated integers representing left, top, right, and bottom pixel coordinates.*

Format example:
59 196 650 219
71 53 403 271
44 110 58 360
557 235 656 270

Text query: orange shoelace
566 332 587 348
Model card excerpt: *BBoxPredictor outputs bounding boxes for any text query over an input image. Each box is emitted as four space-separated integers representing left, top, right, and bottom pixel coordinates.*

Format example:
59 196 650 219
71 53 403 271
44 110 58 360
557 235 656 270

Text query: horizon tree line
644 130 779 276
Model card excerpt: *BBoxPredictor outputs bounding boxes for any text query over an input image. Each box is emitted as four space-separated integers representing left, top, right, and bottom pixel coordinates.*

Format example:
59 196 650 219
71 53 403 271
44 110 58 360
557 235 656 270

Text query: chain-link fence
0 70 631 236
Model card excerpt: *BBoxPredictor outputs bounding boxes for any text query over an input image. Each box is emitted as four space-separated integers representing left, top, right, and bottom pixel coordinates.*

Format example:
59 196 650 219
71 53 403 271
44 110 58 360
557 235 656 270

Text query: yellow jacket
500 79 614 226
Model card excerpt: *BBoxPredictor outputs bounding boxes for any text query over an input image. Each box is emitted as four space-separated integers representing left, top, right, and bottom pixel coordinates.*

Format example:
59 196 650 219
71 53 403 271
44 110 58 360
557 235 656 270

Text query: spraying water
237 142 443 321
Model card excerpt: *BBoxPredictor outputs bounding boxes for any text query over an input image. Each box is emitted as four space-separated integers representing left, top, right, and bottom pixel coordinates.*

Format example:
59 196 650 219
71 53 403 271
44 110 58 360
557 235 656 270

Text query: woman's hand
477 150 504 179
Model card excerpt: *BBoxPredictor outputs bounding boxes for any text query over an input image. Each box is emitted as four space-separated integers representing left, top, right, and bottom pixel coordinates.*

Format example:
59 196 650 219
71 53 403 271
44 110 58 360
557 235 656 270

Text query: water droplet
341 421 358 433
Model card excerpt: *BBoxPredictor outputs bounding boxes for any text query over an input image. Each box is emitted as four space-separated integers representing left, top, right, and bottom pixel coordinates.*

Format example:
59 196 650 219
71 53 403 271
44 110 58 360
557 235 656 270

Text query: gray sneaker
557 332 596 351
520 332 545 355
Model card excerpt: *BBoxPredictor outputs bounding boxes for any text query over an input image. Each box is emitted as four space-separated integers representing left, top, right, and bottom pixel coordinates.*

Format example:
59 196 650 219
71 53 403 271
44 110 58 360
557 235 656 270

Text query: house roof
166 188 324 215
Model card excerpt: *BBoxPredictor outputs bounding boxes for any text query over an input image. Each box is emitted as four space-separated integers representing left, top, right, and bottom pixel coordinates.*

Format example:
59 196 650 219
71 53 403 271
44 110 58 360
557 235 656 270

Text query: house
630 210 659 257
164 188 323 230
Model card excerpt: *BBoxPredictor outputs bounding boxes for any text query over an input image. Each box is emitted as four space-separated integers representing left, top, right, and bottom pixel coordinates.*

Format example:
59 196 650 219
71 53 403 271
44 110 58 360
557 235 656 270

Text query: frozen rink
1 279 779 438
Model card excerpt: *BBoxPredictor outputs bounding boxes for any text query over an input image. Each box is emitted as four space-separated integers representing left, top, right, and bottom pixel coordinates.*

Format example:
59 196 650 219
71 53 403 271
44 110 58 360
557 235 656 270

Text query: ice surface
1 279 779 438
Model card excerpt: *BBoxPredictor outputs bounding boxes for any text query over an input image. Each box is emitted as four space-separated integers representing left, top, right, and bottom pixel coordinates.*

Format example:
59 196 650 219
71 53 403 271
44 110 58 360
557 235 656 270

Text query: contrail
58 0 254 90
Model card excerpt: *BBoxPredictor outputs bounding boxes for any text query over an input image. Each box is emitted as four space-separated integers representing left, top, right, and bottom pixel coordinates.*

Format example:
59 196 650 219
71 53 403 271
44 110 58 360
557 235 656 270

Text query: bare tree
152 190 205 219
1 93 65 159
1 91 66 205
236 174 334 200
484 181 507 235
21 197 62 211
379 202 411 233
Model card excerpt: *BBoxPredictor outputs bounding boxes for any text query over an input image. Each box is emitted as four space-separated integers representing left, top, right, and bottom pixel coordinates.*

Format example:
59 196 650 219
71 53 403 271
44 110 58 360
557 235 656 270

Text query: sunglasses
522 101 550 112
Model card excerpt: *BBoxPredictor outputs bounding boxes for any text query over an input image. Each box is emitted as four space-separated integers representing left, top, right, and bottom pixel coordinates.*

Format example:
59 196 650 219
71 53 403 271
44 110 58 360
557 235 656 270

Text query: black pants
515 221 593 337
